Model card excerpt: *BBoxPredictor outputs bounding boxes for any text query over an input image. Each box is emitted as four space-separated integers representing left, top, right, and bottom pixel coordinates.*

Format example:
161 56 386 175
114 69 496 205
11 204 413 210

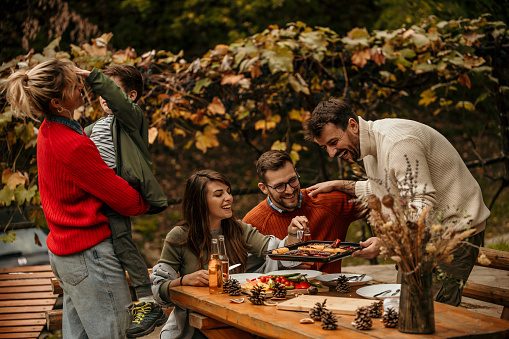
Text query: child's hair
103 65 144 103
3 59 79 120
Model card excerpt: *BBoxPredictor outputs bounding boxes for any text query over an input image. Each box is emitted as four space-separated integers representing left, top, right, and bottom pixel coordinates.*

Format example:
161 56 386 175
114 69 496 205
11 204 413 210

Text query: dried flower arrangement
364 156 489 276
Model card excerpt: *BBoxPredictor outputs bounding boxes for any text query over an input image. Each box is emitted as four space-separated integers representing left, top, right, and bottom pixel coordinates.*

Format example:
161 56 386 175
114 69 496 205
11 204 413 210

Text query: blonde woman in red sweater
4 59 149 338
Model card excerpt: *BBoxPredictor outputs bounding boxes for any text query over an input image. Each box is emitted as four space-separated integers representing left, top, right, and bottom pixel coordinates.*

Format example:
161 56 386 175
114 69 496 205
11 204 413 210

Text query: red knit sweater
242 189 362 273
37 119 149 255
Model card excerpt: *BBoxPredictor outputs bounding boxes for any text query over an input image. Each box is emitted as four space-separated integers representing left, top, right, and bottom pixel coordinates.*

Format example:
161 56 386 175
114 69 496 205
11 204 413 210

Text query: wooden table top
169 284 509 339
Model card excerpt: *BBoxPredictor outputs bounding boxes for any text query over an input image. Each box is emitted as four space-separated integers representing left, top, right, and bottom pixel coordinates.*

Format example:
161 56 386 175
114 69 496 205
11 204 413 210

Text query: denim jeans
49 237 132 338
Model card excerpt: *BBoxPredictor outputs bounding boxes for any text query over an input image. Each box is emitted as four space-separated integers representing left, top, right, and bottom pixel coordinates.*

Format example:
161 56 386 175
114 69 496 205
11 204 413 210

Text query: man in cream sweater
304 98 490 306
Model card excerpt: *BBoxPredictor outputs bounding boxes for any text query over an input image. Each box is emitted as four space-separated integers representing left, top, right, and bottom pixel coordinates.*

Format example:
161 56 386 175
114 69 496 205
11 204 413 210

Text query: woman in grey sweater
151 170 302 339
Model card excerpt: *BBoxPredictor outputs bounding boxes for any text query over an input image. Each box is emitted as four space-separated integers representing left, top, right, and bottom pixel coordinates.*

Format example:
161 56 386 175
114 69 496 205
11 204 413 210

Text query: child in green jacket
76 64 168 338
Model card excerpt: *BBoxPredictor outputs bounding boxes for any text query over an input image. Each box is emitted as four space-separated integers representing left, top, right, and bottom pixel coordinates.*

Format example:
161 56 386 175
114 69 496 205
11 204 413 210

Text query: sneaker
126 301 168 338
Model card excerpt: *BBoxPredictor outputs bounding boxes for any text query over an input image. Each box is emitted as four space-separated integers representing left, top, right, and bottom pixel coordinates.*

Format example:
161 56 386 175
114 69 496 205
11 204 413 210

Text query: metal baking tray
265 241 362 263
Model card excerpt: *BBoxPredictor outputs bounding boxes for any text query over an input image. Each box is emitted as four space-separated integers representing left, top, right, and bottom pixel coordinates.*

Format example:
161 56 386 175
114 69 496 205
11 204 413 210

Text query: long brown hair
171 170 249 272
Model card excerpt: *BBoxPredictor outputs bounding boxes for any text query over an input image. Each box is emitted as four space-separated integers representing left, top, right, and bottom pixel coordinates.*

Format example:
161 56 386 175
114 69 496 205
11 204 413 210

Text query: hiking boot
126 301 167 338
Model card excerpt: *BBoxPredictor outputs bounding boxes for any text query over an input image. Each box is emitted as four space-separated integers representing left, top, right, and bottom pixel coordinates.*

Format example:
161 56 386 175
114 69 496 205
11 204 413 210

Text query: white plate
356 284 401 300
229 273 262 282
314 273 373 287
264 269 323 279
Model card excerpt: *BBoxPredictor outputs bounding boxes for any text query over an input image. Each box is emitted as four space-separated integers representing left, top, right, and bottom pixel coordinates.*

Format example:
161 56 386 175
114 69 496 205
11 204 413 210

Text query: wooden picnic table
169 283 509 339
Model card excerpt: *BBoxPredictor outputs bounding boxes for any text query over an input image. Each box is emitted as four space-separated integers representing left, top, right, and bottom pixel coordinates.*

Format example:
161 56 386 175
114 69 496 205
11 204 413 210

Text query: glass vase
398 269 435 334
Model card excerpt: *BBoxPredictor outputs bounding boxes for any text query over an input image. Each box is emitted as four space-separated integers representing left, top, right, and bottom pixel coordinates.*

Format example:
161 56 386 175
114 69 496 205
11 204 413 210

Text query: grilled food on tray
271 240 357 257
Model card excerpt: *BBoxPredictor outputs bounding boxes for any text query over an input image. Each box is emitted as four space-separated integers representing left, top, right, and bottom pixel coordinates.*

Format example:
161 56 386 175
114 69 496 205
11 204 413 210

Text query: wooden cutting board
241 285 329 298
276 295 375 315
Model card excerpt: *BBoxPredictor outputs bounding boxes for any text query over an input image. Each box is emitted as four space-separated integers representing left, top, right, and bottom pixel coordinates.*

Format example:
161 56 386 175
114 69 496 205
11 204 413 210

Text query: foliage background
1 0 508 265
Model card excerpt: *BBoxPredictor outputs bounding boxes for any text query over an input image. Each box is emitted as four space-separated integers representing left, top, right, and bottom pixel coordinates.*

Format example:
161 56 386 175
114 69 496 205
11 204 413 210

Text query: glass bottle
302 227 312 243
208 238 223 294
218 235 229 281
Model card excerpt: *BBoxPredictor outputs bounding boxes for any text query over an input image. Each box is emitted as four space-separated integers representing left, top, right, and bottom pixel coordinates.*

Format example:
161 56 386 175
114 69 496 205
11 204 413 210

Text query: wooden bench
462 247 509 320
0 265 58 339
46 270 173 331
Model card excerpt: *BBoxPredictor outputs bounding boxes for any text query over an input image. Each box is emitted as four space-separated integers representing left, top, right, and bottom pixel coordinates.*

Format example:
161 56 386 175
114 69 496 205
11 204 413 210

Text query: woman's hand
351 237 382 259
182 270 209 286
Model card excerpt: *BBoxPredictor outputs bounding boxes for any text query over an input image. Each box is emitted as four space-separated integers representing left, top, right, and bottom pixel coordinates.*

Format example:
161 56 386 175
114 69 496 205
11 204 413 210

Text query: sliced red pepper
332 239 342 248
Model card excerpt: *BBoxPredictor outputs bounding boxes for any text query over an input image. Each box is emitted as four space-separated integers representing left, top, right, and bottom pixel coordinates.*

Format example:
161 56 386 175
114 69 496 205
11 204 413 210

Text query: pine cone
248 284 266 305
382 307 399 328
335 275 351 293
224 278 242 296
272 282 287 298
308 299 327 321
352 306 372 330
367 301 383 318
321 309 338 330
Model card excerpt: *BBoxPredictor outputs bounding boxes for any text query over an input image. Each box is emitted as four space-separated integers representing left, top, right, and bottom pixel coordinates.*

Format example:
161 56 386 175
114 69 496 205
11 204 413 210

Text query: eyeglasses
264 174 301 193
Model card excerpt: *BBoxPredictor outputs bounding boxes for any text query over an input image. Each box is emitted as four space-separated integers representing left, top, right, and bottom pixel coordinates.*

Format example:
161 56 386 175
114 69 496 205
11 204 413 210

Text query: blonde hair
3 59 79 120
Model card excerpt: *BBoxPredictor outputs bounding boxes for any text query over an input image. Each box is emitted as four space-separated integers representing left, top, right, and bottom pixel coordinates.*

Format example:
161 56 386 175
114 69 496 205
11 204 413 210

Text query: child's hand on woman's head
184 269 209 286
73 66 91 78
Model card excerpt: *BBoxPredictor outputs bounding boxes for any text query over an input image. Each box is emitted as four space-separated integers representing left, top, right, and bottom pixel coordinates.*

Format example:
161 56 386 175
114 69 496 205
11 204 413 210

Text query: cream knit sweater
354 117 489 233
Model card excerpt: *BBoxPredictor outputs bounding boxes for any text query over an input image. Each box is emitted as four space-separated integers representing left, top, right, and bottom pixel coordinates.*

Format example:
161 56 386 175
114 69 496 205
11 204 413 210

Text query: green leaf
0 185 14 207
474 93 489 106
192 78 212 94
14 185 37 205
43 37 62 58
399 49 416 59
299 31 328 50
1 231 16 243
267 47 294 74
0 111 13 130
0 58 20 73
414 63 436 73
288 74 310 95
455 101 475 111
412 33 430 49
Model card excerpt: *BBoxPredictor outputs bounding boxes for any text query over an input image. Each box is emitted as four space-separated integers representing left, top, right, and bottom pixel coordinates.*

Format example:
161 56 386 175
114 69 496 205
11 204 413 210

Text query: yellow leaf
288 109 303 121
418 89 437 107
195 126 220 153
157 130 174 148
2 169 28 189
221 74 245 85
148 127 158 144
254 115 281 131
174 128 186 137
271 140 287 151
290 150 300 164
207 97 226 115
82 33 113 57
291 143 303 152
455 101 475 111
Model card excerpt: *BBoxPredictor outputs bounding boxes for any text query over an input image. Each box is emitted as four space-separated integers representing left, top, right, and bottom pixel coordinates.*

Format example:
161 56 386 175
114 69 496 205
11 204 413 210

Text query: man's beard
338 130 360 163
268 188 300 211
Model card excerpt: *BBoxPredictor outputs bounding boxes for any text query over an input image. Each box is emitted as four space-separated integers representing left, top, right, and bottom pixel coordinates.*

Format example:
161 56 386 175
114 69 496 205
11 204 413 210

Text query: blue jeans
49 237 132 338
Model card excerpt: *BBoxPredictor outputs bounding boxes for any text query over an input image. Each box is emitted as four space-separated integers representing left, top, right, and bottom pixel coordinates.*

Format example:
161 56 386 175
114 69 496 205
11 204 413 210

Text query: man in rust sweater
243 150 365 273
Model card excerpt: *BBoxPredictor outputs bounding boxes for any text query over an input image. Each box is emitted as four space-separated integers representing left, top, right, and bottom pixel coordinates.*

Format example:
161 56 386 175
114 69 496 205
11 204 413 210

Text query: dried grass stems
364 156 478 286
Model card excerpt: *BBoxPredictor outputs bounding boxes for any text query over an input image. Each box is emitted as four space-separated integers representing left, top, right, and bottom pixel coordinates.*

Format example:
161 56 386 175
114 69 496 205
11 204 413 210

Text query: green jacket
84 68 168 214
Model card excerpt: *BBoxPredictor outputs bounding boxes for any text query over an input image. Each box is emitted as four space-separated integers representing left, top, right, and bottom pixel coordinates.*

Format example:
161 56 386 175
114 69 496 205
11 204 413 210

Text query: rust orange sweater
243 189 363 273
37 118 149 255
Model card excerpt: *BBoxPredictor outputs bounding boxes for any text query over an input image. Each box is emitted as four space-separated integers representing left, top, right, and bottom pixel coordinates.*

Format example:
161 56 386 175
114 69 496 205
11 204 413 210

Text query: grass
487 241 509 252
